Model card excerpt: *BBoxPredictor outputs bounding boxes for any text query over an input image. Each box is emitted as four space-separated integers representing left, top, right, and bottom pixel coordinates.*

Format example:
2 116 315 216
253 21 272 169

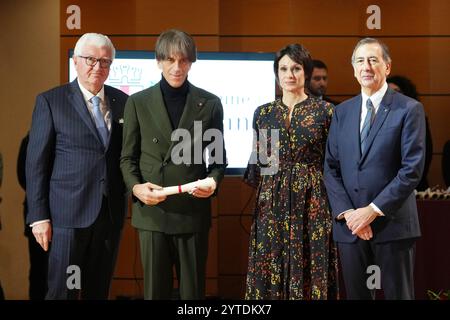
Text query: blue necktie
360 98 375 154
91 96 108 147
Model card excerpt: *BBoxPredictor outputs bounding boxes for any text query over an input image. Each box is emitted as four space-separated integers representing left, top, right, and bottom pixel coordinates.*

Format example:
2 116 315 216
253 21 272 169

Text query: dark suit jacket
324 88 426 243
26 80 128 228
120 81 227 234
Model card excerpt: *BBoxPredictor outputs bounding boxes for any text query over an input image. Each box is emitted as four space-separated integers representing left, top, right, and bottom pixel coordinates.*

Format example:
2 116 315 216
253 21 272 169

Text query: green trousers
138 229 209 300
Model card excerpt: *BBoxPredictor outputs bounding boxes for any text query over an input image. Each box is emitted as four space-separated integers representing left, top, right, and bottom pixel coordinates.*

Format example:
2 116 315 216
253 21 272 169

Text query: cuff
337 209 354 220
370 203 384 216
30 219 51 228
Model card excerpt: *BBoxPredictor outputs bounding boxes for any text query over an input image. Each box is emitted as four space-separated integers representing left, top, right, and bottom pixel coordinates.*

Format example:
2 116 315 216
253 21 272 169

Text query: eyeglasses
78 55 113 68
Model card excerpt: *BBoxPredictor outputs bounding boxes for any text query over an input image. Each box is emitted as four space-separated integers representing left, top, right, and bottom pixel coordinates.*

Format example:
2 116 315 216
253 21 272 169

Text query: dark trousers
46 197 121 300
26 231 48 300
138 230 209 300
338 238 416 300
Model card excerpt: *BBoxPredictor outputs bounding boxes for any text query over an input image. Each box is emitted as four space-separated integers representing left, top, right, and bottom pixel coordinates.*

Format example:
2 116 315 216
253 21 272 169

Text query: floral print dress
244 97 338 300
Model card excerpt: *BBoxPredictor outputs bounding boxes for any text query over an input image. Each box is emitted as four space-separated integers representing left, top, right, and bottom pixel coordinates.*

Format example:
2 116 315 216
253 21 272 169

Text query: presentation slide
69 51 275 174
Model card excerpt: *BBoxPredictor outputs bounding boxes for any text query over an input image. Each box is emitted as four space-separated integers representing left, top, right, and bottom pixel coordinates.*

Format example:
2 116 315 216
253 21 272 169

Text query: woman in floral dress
244 44 338 300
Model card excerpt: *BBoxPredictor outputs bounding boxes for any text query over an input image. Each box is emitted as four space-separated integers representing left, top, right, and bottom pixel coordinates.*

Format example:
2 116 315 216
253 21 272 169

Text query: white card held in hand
153 177 216 197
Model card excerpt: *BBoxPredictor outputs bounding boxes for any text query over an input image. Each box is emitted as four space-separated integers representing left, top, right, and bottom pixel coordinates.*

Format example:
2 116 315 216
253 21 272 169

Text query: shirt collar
361 82 388 111
77 78 105 103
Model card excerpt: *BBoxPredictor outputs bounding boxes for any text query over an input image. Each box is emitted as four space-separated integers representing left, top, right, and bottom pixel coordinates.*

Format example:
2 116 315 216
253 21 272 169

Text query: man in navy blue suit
324 38 425 299
26 33 128 299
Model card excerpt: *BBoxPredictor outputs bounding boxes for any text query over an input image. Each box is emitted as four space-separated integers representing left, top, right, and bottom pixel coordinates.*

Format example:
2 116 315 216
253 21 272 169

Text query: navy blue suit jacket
26 80 128 228
324 88 425 243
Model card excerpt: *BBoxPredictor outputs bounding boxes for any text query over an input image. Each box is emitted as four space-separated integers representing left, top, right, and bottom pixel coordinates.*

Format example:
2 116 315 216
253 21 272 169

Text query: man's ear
157 60 162 70
385 62 391 76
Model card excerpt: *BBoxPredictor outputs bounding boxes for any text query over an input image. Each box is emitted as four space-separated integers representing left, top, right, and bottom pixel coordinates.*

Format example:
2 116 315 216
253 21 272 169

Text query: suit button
162 161 168 166
153 138 158 143
354 188 358 192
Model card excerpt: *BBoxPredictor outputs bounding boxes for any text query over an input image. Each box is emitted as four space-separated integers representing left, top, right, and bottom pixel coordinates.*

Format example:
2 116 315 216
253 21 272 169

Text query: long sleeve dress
244 97 338 300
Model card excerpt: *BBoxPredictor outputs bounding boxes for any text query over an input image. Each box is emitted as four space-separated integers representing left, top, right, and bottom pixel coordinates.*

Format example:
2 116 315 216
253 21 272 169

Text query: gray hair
73 33 116 60
155 29 197 62
351 37 391 65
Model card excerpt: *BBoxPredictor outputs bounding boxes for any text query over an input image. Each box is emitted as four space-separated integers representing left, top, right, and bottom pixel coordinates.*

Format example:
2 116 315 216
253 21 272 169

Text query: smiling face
158 53 192 88
352 43 391 96
73 44 112 94
277 54 306 95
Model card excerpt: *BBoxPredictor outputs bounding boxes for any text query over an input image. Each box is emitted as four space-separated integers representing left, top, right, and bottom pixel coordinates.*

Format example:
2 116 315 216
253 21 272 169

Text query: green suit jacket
120 81 227 234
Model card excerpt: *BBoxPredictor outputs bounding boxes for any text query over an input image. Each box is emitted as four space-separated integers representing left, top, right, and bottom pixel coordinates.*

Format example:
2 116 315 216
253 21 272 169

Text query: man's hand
191 179 216 198
345 205 378 235
355 225 373 241
32 222 52 251
132 182 167 205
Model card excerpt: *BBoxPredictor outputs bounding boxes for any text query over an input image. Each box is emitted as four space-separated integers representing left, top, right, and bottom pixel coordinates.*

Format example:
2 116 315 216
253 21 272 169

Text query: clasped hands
343 205 379 241
133 179 216 206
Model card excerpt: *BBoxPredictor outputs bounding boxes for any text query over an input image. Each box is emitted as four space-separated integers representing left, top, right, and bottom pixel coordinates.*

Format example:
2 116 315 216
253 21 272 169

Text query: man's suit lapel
163 83 204 163
360 88 393 162
69 80 105 148
349 95 362 161
105 86 120 123
147 84 174 145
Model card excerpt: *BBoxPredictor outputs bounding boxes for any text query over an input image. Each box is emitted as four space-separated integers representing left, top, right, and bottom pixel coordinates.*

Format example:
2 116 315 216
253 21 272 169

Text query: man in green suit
120 29 227 299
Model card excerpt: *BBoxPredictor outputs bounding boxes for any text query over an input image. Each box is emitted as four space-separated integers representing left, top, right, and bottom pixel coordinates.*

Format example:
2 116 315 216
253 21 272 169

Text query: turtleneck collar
160 74 189 98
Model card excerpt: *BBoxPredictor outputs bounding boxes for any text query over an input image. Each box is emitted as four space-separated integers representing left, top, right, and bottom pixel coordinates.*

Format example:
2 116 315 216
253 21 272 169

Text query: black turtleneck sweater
160 76 189 129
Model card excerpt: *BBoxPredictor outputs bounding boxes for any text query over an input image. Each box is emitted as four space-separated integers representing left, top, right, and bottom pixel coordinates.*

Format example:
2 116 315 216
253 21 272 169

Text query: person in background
120 29 227 300
17 132 48 300
324 37 425 299
387 75 433 191
443 140 450 188
308 59 339 105
244 44 338 300
26 33 128 299
0 151 4 299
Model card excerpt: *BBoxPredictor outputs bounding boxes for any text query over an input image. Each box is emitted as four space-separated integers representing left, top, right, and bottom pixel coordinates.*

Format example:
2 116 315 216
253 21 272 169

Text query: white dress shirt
336 82 388 220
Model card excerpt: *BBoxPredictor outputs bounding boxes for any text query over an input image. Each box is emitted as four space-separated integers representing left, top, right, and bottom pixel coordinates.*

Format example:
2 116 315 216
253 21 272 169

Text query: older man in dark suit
324 38 425 299
120 29 227 299
26 33 128 299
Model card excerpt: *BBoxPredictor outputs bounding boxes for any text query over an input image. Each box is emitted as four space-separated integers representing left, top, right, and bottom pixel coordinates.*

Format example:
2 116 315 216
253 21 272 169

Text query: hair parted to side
73 33 116 59
351 37 391 65
273 44 313 84
155 29 197 63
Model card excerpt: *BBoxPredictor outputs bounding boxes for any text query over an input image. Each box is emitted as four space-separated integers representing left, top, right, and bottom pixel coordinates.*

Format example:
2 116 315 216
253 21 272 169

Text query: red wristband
178 185 182 193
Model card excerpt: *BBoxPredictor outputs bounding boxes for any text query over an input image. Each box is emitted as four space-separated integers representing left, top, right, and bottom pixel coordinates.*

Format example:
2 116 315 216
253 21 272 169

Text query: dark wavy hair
273 44 313 84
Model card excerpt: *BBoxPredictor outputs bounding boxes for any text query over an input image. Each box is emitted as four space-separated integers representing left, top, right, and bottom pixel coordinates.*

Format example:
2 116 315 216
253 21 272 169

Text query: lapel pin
119 118 124 124
198 102 203 107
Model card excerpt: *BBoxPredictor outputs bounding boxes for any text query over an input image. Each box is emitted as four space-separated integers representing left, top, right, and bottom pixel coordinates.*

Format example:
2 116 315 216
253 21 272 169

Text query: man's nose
92 61 102 70
173 60 182 70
